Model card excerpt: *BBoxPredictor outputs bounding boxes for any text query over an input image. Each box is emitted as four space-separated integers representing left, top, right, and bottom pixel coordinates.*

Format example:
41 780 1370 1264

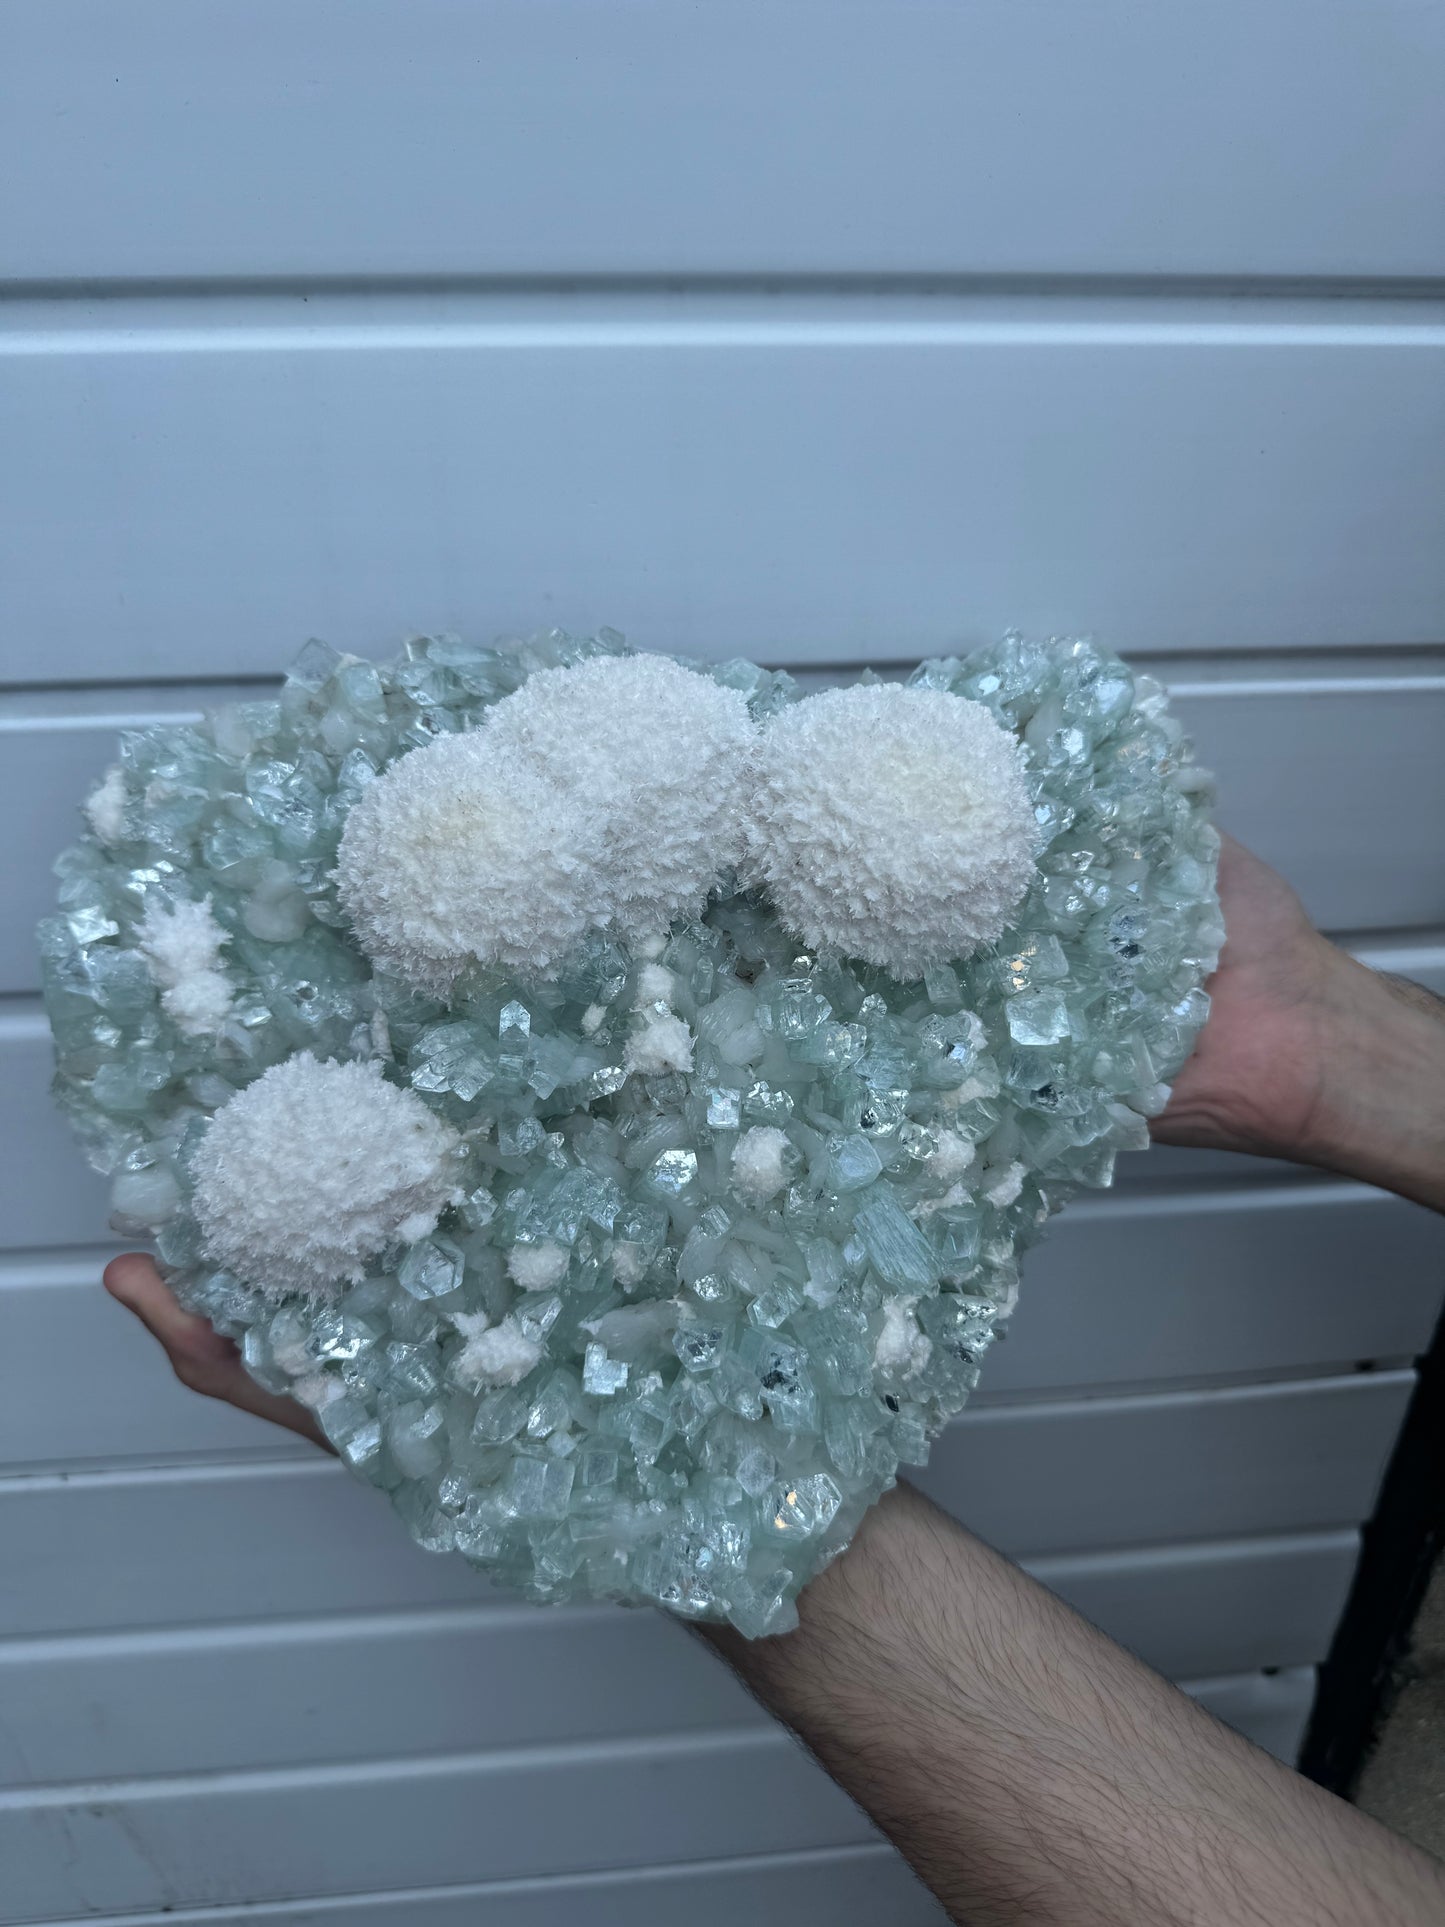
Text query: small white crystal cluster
450 1309 543 1389
136 897 235 1036
84 764 129 845
337 653 1039 993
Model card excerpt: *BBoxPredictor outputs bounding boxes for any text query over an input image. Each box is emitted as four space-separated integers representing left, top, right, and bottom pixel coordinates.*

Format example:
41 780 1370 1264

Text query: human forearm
1297 953 1445 1214
700 1482 1445 1927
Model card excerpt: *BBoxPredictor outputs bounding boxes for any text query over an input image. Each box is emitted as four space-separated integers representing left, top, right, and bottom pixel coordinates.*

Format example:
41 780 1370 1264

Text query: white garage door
2 6 1444 1920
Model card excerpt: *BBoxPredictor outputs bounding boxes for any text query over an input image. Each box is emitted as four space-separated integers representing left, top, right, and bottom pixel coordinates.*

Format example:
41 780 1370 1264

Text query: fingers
104 1254 332 1451
104 1252 235 1388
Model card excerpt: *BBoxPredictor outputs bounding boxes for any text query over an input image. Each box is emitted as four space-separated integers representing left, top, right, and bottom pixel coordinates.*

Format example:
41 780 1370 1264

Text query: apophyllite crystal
41 628 1221 1635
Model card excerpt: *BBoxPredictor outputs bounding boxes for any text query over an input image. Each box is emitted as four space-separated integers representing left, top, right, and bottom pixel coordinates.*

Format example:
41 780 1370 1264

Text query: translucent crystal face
41 630 1221 1636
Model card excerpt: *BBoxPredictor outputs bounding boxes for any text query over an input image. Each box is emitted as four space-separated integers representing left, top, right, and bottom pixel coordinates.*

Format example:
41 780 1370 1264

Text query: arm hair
699 1483 1445 1926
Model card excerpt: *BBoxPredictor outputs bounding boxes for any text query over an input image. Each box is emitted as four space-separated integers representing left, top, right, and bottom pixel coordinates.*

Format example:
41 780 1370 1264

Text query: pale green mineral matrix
41 631 1220 1634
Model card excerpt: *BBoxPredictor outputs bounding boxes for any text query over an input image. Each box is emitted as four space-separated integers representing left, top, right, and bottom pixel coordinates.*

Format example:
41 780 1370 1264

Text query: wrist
1299 946 1445 1212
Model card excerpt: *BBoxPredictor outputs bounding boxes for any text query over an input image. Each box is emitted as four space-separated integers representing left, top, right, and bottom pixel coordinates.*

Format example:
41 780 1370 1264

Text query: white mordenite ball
982 1159 1027 1208
910 1131 982 1223
924 1128 977 1186
85 765 129 846
624 962 695 1078
450 1311 543 1389
335 655 756 988
635 963 675 1006
481 654 756 941
506 1241 571 1293
191 1055 462 1296
335 730 597 991
624 1007 696 1077
730 1125 793 1206
611 1240 649 1288
749 685 1039 979
873 1298 932 1378
136 896 234 1035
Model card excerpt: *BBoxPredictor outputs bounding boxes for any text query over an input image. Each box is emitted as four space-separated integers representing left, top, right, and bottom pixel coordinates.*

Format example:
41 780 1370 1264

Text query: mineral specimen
40 628 1221 1635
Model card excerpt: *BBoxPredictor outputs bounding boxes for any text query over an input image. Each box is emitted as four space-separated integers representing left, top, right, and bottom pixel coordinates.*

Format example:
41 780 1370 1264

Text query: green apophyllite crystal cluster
40 629 1221 1635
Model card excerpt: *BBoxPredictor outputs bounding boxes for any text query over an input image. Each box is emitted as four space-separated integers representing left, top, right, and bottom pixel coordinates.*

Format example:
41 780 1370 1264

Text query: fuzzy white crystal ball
191 1055 461 1296
335 732 596 990
481 653 755 941
749 684 1039 978
336 655 756 987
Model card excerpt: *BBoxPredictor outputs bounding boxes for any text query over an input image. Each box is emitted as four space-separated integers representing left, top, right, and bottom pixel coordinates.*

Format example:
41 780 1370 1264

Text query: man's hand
1153 832 1337 1159
103 1252 329 1449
